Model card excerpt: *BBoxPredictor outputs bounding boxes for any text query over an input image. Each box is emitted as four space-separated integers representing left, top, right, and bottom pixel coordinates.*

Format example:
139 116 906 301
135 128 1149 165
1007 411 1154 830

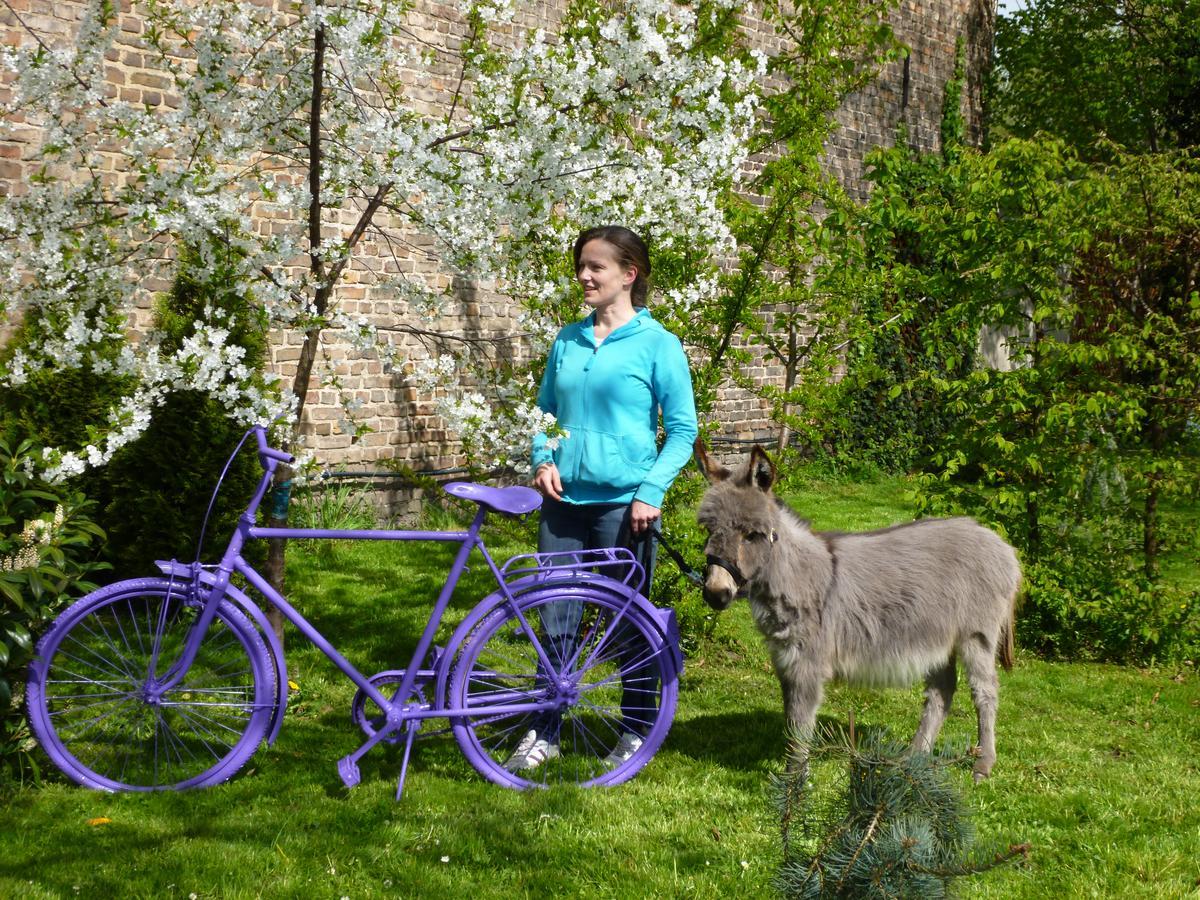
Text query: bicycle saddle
443 481 542 516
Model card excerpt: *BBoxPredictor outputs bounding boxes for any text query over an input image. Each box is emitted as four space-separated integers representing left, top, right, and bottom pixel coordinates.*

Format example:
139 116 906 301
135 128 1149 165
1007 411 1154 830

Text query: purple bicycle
26 426 681 797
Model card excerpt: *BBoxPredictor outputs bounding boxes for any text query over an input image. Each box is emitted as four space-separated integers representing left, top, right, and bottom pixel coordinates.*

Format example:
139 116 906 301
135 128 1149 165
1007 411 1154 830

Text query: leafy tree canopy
991 0 1200 152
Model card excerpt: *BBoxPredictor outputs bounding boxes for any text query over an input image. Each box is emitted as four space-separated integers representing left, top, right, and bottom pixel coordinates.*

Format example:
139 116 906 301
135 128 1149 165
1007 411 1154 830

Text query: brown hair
573 225 652 307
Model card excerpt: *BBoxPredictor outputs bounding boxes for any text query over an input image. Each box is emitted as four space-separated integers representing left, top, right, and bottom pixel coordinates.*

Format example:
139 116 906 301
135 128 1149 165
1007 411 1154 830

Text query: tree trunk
264 518 289 643
1027 491 1041 562
776 327 799 452
260 20 329 646
1143 417 1165 580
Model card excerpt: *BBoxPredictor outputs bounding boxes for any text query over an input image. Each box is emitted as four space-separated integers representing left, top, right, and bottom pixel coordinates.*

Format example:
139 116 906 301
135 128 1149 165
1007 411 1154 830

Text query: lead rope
650 528 706 587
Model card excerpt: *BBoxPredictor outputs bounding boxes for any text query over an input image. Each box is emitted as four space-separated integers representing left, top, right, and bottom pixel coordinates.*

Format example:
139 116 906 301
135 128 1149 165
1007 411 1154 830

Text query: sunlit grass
4 478 1198 898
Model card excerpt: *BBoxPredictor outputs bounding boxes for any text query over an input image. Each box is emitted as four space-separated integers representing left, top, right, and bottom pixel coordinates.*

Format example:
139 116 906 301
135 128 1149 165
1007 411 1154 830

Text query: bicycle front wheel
27 578 276 791
449 590 678 789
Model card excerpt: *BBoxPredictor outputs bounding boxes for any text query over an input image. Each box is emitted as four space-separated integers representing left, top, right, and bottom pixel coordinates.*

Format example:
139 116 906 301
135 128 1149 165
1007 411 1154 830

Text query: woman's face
576 239 636 310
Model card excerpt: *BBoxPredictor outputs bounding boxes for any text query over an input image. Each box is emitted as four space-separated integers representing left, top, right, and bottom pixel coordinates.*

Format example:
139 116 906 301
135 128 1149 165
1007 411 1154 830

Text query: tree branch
1 0 110 108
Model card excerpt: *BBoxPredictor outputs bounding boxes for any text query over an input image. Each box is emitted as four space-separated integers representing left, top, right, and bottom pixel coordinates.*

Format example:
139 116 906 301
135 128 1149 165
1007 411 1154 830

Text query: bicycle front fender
435 574 683 708
155 560 288 746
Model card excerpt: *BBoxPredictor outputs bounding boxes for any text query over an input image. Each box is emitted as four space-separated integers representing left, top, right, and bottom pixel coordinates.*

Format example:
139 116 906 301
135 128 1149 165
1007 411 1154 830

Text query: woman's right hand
533 462 563 501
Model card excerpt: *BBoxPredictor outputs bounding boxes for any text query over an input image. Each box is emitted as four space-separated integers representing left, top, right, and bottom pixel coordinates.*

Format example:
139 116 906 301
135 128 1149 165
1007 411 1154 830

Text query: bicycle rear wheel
27 577 275 791
448 590 678 789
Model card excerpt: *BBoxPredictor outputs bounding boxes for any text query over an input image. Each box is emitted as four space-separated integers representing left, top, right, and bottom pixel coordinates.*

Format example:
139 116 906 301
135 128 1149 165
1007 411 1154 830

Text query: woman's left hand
629 500 661 535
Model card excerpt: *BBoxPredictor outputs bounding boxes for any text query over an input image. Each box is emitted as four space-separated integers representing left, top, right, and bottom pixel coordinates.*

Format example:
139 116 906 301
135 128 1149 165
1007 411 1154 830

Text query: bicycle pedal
337 756 361 788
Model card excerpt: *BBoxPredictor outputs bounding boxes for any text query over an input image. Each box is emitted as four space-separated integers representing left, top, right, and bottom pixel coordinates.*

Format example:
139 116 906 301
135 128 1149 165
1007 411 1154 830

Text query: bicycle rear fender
155 560 288 746
435 573 683 707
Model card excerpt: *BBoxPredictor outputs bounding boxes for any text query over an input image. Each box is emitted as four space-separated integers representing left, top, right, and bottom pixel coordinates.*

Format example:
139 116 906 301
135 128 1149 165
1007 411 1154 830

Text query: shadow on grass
666 711 891 770
0 767 596 898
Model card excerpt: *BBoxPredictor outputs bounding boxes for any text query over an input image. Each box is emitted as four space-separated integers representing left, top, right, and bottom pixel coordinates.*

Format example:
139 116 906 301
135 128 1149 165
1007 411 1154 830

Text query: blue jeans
534 500 659 738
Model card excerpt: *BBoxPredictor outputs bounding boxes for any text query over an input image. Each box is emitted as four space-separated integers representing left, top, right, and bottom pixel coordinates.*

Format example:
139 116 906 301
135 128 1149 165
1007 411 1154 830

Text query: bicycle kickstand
337 721 405 790
395 721 419 801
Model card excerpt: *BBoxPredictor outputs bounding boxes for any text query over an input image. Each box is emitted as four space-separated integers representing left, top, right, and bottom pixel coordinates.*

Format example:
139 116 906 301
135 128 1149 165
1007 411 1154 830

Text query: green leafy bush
1 241 274 574
88 390 269 572
815 52 977 475
1 437 108 783
654 471 719 656
1022 560 1200 664
87 244 273 572
844 119 1200 664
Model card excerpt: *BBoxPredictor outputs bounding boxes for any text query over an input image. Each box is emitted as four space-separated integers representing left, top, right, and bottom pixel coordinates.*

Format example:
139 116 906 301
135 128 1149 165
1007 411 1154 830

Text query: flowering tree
0 0 762 623
682 0 905 448
1 0 760 477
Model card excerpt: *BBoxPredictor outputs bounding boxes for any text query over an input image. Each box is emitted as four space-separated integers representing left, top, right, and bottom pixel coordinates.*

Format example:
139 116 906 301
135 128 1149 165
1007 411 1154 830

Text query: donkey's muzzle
703 554 743 610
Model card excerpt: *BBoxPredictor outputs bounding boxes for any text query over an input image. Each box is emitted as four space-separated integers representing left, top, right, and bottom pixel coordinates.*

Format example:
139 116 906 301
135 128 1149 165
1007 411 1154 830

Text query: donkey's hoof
971 758 994 782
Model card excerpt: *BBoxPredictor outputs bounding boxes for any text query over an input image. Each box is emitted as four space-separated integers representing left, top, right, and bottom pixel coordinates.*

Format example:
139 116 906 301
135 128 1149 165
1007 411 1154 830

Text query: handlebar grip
261 447 294 464
254 426 295 466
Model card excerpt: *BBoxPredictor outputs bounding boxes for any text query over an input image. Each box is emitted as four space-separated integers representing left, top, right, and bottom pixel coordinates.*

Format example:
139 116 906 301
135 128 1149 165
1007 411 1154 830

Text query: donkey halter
705 529 777 588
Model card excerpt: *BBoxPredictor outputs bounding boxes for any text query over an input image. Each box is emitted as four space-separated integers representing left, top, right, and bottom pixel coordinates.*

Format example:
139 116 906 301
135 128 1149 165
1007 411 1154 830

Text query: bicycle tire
448 590 678 789
27 577 276 791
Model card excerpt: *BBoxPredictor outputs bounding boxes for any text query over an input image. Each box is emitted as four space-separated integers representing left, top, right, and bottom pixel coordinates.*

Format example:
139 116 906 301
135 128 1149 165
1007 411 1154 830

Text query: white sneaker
603 731 644 768
504 729 560 772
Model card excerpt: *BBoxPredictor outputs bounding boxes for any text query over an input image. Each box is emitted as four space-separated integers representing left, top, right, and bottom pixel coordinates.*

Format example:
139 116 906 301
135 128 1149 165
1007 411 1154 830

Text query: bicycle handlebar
255 426 294 467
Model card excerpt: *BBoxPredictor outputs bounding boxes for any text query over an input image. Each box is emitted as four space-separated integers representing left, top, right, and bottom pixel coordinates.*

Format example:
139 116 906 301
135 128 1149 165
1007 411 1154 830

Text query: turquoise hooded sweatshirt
531 308 698 508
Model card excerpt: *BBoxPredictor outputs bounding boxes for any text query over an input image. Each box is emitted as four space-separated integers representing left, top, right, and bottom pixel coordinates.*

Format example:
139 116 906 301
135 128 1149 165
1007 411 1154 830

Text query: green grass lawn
3 477 1198 898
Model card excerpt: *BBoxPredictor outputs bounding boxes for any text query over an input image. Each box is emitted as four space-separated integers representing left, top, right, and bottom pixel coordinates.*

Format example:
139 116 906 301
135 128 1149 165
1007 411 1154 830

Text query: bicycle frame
154 426 649 794
29 424 684 798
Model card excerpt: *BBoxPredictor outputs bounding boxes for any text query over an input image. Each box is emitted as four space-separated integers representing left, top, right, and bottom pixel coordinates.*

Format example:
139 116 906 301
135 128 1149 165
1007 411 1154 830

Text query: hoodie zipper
574 339 601 483
571 313 644 485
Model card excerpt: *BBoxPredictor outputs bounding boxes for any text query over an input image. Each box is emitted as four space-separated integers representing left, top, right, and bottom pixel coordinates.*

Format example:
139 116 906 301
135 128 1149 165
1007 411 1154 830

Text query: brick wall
1 0 993 492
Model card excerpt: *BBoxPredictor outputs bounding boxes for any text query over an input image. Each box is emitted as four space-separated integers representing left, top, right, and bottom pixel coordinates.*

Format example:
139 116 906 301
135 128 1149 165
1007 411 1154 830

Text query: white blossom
1 0 760 474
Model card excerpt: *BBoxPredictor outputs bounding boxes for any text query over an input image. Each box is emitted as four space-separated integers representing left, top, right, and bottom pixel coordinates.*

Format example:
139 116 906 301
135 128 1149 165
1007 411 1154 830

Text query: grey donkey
694 441 1021 781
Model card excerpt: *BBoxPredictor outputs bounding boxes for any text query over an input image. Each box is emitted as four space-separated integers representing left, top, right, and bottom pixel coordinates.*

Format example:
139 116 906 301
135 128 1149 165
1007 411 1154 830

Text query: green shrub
918 461 1200 665
825 301 971 475
1021 559 1200 665
0 241 273 575
88 243 272 572
776 729 1026 898
654 470 719 656
88 390 268 572
0 437 108 784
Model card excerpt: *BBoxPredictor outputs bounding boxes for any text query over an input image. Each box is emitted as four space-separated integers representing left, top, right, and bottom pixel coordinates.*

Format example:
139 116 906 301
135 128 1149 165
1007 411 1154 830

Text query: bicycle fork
142 564 232 701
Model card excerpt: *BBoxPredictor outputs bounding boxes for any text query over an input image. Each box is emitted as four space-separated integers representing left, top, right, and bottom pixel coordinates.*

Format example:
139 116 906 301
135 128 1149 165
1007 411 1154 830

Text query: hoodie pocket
576 429 643 492
618 431 656 467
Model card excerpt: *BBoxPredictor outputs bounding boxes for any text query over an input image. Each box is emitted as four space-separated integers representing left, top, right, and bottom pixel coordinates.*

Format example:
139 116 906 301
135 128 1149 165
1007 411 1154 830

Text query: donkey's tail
999 583 1019 672
999 614 1015 672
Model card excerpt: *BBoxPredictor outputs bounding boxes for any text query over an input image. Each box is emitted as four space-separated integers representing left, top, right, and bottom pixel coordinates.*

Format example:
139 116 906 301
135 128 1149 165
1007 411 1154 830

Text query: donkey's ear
694 438 729 483
747 446 776 492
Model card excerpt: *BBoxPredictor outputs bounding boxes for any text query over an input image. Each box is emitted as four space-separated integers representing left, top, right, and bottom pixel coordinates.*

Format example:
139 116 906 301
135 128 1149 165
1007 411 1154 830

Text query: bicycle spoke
451 592 677 790
49 696 141 734
30 582 273 791
69 615 141 684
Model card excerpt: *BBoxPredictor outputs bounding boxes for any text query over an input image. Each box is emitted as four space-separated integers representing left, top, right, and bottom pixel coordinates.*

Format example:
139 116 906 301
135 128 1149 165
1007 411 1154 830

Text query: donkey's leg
912 658 957 753
960 636 1000 781
774 648 825 778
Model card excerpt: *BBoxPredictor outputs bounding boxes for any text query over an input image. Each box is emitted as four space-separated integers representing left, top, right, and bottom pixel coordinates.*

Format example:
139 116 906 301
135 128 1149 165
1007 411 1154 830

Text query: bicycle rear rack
499 547 645 593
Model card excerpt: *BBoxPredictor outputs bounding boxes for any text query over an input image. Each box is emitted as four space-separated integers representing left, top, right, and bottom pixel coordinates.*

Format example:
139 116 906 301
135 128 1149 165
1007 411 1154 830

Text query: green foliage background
806 9 1200 663
0 242 276 778
1 242 273 574
0 438 107 781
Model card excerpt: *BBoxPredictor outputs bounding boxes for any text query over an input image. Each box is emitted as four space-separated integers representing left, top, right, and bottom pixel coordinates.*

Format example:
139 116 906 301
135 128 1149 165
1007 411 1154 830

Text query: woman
506 225 699 772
